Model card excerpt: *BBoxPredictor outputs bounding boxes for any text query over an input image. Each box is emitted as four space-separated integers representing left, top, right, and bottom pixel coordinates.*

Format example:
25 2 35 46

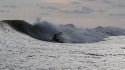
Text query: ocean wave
1 20 125 43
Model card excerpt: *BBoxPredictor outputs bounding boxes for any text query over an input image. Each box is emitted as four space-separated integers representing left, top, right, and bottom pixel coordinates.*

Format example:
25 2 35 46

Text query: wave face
1 20 125 43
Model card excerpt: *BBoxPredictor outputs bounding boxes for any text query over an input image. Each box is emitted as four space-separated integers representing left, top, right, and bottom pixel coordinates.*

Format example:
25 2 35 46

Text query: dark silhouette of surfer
52 32 64 43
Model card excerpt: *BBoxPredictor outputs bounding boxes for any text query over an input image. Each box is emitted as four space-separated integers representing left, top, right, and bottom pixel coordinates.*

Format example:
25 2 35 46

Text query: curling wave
1 20 125 43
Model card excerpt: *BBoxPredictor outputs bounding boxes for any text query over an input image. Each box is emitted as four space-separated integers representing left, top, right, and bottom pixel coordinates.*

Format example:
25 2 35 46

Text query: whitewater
1 20 125 43
0 21 125 70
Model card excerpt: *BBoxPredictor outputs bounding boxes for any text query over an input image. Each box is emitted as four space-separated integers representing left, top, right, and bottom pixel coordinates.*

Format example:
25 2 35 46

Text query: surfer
51 32 64 43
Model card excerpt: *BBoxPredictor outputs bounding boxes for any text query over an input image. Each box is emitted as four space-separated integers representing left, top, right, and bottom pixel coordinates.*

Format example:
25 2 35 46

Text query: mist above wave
1 20 125 43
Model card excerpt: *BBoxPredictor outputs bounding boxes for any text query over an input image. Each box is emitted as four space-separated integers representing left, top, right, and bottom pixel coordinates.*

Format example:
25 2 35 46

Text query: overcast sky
0 0 125 28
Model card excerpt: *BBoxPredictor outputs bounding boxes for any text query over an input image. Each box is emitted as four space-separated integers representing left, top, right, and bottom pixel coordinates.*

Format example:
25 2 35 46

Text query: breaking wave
1 20 125 43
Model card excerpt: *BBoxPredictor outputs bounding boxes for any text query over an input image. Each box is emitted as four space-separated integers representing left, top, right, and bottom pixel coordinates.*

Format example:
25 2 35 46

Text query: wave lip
1 20 125 43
